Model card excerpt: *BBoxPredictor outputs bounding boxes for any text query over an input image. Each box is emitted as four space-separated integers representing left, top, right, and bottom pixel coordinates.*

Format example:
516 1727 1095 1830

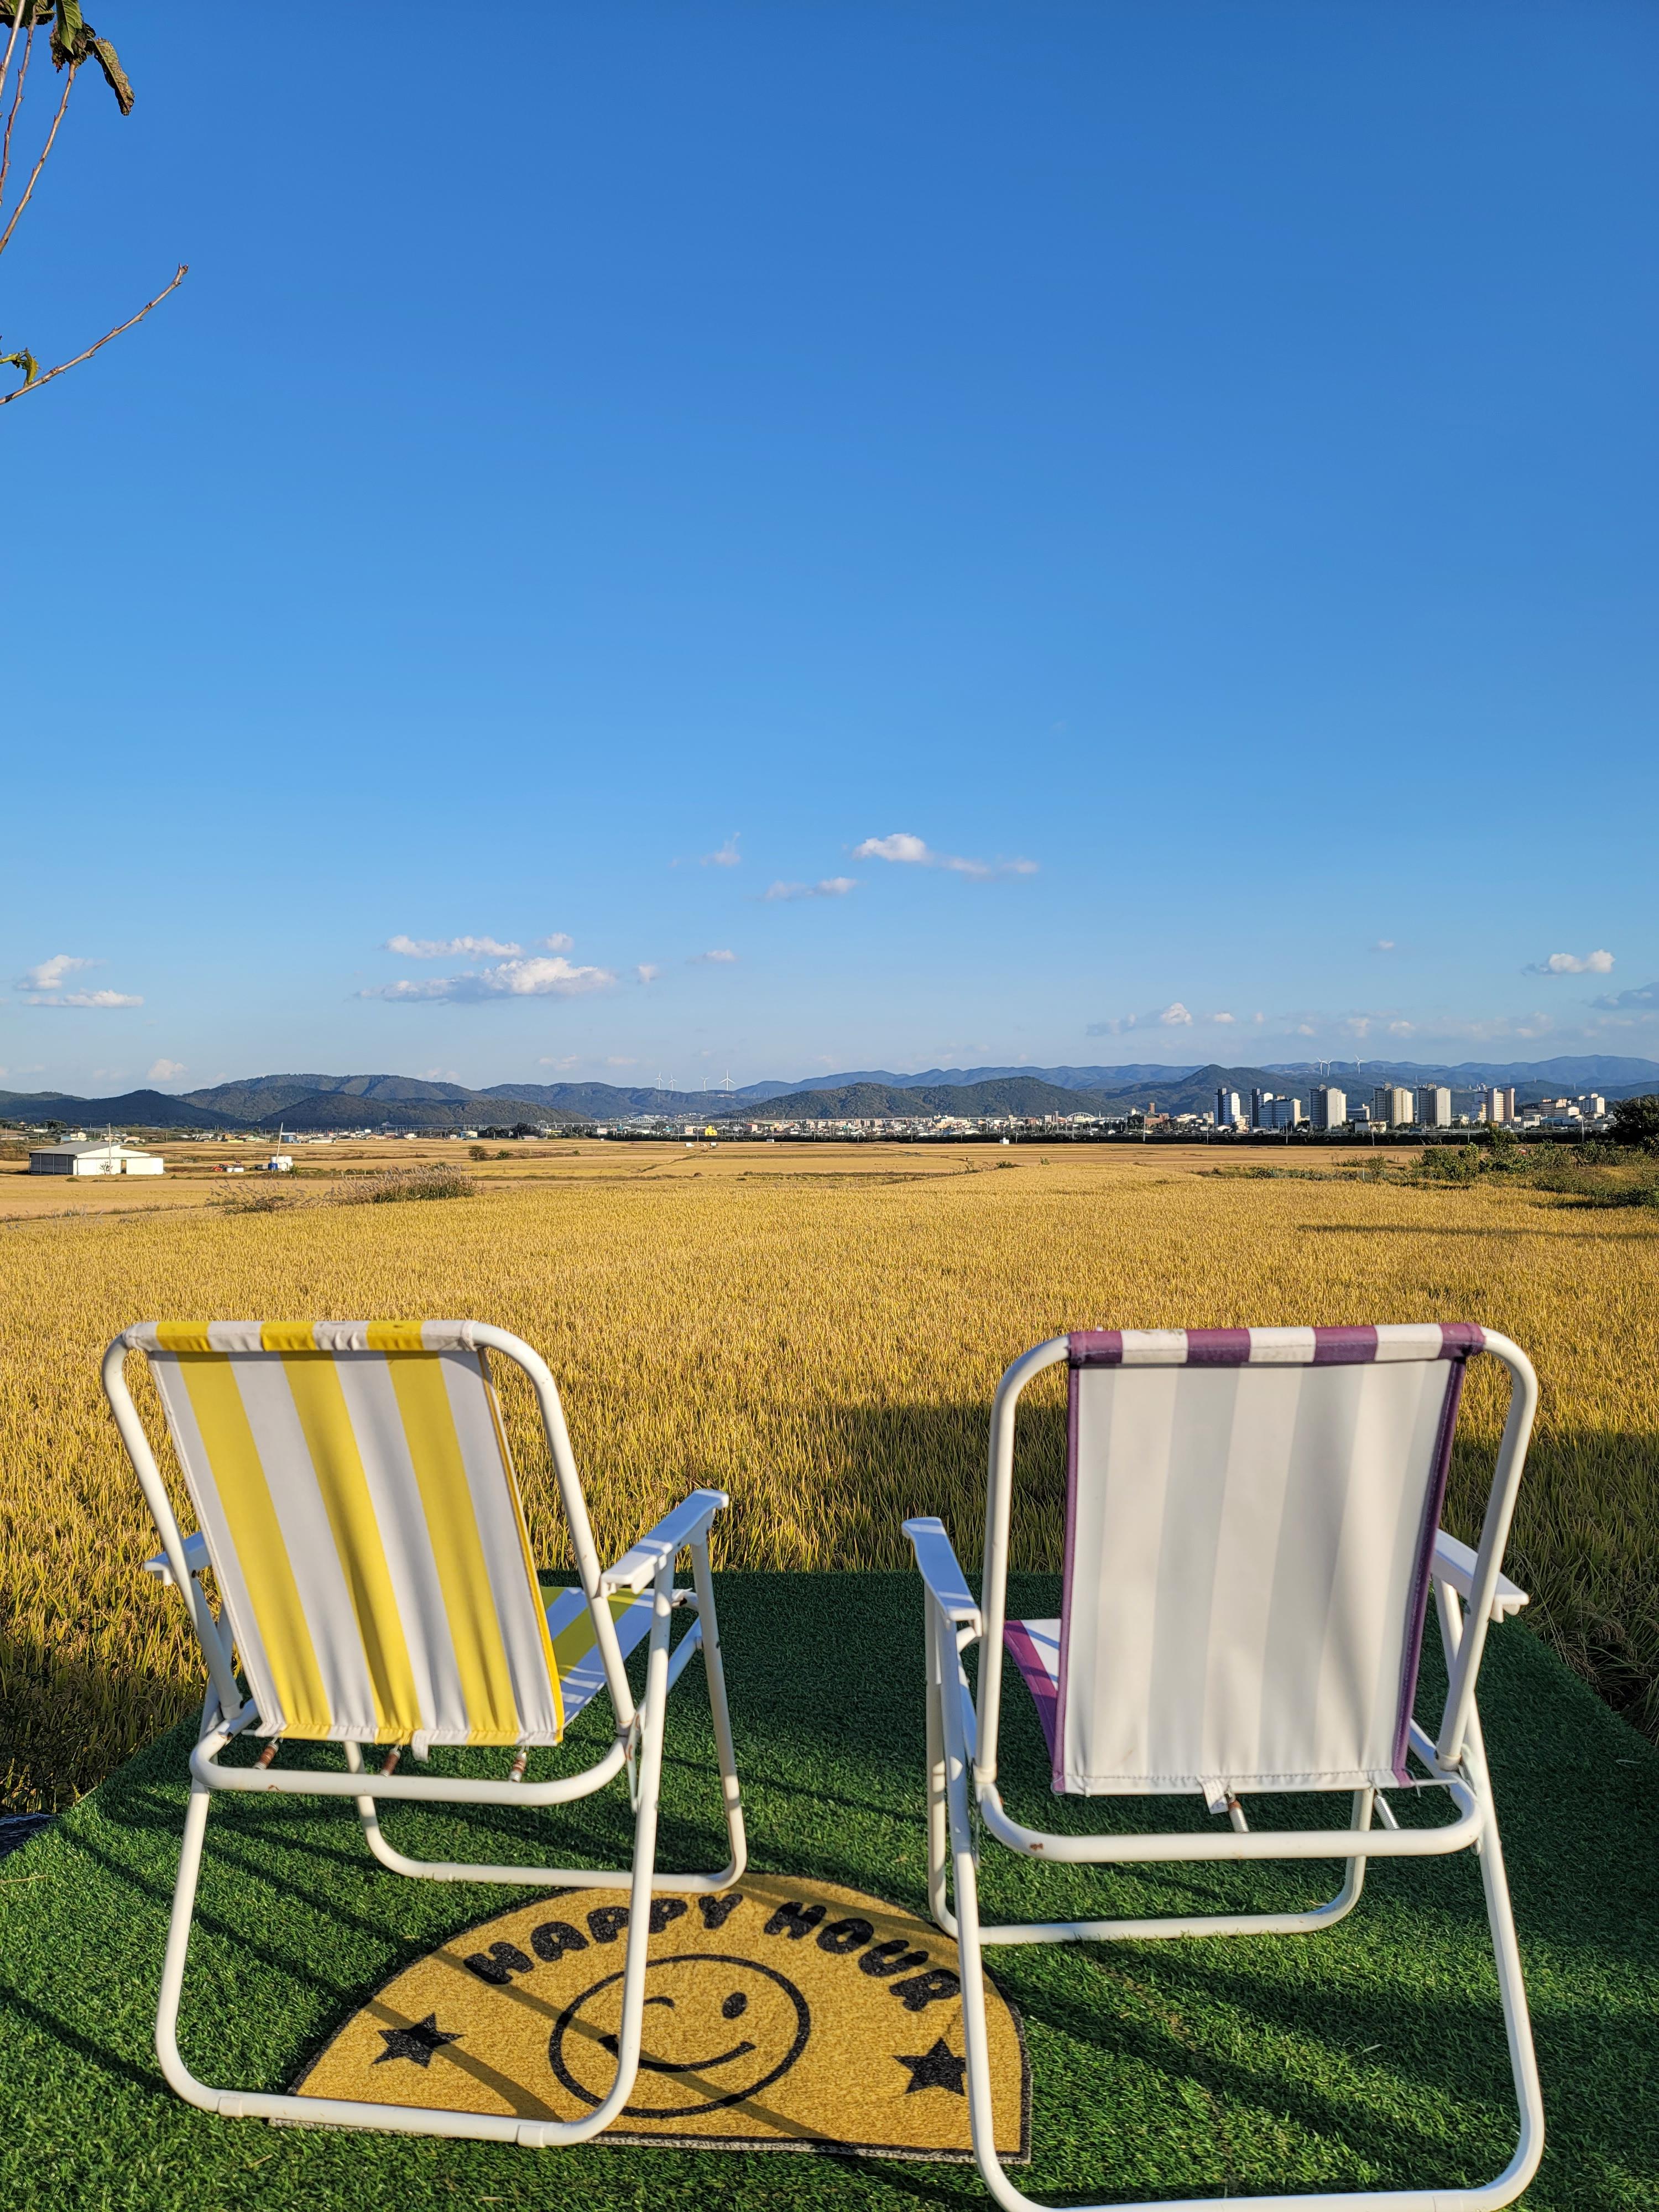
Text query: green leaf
1 347 41 387
49 0 85 69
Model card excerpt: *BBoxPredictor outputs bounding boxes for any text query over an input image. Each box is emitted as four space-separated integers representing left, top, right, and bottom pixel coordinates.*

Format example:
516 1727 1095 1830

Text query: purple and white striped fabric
1068 1323 1484 1369
1025 1324 1480 1799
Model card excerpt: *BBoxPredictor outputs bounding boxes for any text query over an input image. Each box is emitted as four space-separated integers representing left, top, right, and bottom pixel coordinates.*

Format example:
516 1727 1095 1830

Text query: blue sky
4 1 1656 1094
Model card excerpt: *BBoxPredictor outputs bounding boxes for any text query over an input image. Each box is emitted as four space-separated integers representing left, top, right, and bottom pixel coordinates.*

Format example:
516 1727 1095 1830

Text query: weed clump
209 1181 301 1214
326 1165 475 1207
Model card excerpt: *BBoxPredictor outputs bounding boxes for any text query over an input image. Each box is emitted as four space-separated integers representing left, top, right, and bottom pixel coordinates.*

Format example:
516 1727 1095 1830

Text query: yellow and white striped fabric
132 1321 643 1747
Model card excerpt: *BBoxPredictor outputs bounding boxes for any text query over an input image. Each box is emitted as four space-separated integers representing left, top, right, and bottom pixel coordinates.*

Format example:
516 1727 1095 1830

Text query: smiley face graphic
548 1953 811 2117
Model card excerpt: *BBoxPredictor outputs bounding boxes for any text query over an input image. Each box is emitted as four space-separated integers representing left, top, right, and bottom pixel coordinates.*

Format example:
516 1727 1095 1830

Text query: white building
1215 1087 1241 1127
1373 1086 1416 1129
1420 1086 1452 1128
1311 1085 1348 1130
1483 1086 1516 1125
1266 1096 1303 1129
29 1139 165 1178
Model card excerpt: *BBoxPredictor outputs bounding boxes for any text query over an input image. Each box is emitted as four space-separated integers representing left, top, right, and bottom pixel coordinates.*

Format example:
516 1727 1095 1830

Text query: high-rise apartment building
1267 1096 1304 1129
1311 1085 1348 1130
1420 1085 1452 1128
1250 1088 1273 1130
1373 1085 1415 1128
1483 1086 1516 1125
1216 1087 1242 1127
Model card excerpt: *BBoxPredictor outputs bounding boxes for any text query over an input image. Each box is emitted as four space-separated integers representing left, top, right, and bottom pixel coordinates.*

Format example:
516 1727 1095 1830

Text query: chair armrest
1433 1529 1529 1621
600 1488 728 1595
143 1530 211 1589
901 1516 982 1633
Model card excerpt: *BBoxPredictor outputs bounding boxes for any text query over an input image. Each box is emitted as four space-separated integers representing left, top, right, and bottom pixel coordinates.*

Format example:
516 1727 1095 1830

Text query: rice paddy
3 1141 1656 1814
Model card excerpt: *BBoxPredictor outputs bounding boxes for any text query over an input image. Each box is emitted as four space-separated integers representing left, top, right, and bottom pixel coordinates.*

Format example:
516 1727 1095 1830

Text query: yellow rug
295 1873 1029 2161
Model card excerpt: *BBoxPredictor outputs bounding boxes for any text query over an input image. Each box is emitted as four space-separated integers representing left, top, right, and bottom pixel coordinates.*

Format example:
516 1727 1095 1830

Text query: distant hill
753 1055 1659 1100
0 1087 242 1129
483 1081 757 1117
728 1077 1109 1120
1256 1055 1659 1087
745 1063 1200 1099
5 1054 1655 1136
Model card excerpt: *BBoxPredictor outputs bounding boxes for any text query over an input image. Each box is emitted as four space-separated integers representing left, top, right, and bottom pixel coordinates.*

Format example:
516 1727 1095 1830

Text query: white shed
29 1140 165 1178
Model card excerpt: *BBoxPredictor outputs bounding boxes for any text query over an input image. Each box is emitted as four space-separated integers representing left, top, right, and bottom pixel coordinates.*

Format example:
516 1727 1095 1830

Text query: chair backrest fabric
133 1321 562 1747
1054 1324 1481 1798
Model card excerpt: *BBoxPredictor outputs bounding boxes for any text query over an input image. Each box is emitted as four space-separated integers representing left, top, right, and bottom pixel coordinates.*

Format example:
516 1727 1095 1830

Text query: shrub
1414 1146 1482 1184
1610 1094 1659 1148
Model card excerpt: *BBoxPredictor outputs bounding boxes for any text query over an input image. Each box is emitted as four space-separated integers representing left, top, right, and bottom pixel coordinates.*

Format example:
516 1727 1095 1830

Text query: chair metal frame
904 1327 1544 2212
105 1319 747 2146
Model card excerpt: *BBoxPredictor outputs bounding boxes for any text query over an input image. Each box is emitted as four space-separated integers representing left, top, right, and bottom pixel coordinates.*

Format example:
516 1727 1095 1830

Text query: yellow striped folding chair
104 1318 746 2147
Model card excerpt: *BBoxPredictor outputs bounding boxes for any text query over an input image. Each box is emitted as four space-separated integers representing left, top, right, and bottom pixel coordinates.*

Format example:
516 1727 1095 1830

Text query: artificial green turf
1 1573 1655 2210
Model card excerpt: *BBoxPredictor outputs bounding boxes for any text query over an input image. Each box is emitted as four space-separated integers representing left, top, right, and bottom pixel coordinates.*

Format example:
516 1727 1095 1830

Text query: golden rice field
2 1141 1656 1813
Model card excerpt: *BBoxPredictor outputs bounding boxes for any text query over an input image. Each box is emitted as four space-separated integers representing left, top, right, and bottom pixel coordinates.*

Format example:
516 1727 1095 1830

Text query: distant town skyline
6 4 1655 1095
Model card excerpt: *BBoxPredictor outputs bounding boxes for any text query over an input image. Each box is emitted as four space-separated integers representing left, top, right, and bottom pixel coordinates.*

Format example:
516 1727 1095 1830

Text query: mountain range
2 1055 1655 1133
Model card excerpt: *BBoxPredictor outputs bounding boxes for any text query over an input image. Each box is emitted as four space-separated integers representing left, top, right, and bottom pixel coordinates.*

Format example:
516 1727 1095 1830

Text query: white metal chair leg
926 1602 952 1928
932 1592 1540 2212
926 1599 1373 1947
347 1568 746 1891
688 1533 748 1886
153 1776 221 2115
150 1571 712 2144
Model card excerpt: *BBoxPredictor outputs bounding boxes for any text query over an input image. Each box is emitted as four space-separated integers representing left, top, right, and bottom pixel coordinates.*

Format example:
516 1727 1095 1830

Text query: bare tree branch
0 1 32 116
0 260 186 404
0 22 32 215
0 46 69 260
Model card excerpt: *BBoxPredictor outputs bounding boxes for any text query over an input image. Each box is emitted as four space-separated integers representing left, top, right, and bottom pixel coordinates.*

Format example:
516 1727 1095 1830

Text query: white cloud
690 948 738 964
1372 939 1396 952
1211 1011 1236 1025
15 953 143 1008
147 1059 186 1082
418 1066 462 1081
1088 1002 1227 1036
605 1055 638 1067
1524 949 1614 976
385 933 523 959
1592 980 1657 1012
19 954 95 992
635 963 661 984
702 834 742 868
763 877 858 902
852 832 1037 881
364 953 615 1003
538 1055 580 1070
539 933 575 953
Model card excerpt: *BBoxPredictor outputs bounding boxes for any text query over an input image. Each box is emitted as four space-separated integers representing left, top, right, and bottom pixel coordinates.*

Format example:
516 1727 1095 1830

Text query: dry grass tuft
1 1158 1655 1809
324 1164 476 1206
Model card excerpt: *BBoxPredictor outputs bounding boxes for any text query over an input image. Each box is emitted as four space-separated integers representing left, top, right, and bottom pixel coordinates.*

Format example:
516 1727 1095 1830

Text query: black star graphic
895 2037 967 2094
374 2012 462 2068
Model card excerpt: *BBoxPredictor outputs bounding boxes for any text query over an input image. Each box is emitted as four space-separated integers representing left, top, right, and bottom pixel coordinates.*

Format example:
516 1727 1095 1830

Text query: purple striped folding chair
904 1322 1542 2212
